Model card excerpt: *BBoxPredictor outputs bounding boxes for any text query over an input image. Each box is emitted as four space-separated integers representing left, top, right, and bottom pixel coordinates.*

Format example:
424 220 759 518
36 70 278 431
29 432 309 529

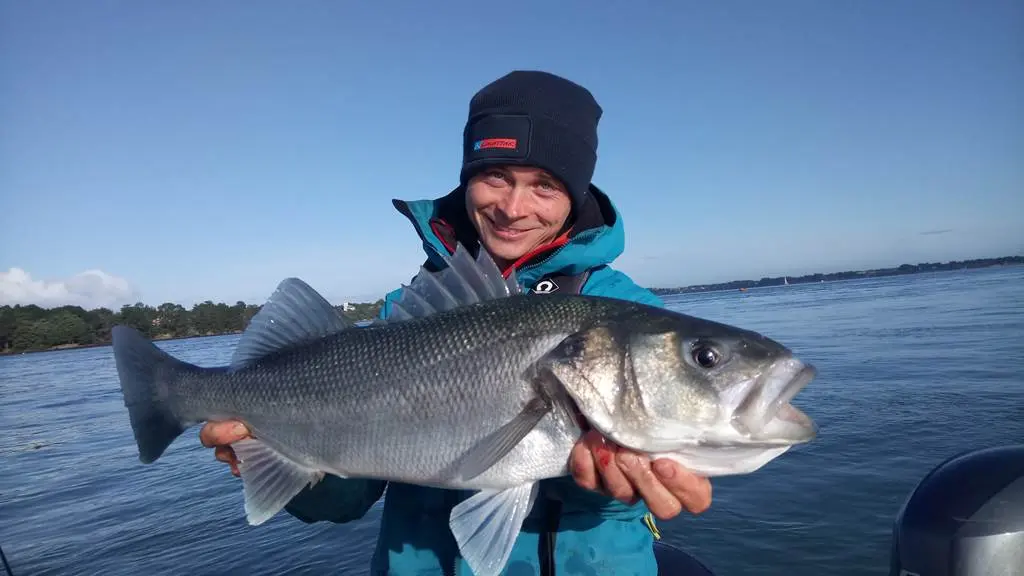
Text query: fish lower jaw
649 444 794 477
712 427 814 449
588 419 718 454
652 410 814 475
700 412 816 448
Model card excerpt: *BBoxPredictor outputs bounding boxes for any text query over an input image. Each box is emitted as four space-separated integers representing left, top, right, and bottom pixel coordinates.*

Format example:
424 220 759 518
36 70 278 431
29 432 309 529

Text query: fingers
570 431 714 520
199 421 250 448
569 437 599 491
200 421 250 477
653 459 712 515
617 451 681 520
214 446 240 477
570 431 636 504
589 434 635 504
214 446 236 465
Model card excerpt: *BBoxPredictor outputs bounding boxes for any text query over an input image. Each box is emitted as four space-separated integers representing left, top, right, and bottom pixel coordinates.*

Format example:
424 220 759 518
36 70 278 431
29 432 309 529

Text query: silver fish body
111 243 818 576
169 296 612 490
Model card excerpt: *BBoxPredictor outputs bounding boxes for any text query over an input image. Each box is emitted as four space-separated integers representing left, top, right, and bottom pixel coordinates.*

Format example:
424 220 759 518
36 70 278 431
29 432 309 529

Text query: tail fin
111 325 194 464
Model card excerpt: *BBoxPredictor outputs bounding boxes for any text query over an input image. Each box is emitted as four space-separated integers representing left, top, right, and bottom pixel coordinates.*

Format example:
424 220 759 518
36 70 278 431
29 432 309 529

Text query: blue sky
2 0 1021 308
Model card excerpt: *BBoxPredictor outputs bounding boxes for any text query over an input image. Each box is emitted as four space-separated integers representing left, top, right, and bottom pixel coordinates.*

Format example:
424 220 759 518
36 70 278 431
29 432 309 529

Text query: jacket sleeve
282 292 401 524
543 265 666 520
284 475 387 524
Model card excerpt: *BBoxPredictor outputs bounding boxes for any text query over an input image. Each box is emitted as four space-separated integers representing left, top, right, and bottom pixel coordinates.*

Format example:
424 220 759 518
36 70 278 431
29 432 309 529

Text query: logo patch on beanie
465 115 531 161
474 138 518 151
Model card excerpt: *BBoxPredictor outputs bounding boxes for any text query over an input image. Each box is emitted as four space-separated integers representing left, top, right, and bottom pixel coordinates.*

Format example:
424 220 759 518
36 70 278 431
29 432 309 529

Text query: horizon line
2 254 1021 312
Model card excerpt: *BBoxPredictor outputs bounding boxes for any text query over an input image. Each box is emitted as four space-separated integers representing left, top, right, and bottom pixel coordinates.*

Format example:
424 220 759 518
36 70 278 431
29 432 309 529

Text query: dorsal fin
390 243 523 321
230 277 352 370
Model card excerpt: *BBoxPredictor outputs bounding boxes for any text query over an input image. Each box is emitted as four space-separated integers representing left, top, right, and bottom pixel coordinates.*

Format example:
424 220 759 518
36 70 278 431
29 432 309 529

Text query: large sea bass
111 243 818 576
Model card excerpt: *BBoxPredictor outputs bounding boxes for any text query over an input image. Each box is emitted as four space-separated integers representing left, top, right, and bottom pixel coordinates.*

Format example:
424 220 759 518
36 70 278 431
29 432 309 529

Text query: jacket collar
391 184 626 288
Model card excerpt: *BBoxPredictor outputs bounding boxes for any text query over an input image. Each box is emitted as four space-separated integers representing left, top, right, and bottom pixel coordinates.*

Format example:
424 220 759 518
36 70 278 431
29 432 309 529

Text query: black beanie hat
460 70 602 210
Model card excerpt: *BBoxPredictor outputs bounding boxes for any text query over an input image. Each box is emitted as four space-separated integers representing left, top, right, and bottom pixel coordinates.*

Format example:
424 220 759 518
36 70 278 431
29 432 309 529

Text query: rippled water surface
2 266 1022 575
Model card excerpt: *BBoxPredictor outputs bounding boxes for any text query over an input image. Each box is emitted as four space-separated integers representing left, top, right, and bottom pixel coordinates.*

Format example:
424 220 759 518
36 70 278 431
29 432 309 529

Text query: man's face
465 165 573 269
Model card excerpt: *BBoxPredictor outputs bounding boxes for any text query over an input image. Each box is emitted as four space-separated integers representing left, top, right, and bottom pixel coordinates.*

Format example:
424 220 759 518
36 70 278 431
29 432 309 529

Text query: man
200 70 712 575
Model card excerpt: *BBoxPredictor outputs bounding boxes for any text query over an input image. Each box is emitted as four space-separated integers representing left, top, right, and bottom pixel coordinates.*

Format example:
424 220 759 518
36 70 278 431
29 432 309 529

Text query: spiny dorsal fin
390 243 523 321
230 277 352 370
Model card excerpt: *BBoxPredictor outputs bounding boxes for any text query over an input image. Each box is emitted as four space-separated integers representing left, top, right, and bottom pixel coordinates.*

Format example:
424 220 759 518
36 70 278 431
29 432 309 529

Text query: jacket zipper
516 229 600 282
446 238 591 576
517 243 570 281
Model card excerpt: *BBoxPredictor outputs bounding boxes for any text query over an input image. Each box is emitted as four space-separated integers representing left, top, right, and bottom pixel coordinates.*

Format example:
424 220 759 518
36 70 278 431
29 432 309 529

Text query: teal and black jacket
285 185 666 575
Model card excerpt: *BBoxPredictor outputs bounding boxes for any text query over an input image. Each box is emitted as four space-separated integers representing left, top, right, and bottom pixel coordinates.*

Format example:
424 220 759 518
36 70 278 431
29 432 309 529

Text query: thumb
200 420 251 447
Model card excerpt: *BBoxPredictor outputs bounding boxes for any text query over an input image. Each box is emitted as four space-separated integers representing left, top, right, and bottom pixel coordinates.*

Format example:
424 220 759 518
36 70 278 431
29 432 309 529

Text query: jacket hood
391 183 626 288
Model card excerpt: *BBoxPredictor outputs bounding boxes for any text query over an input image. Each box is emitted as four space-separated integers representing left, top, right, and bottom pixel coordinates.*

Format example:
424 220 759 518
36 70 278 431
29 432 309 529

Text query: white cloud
0 267 140 310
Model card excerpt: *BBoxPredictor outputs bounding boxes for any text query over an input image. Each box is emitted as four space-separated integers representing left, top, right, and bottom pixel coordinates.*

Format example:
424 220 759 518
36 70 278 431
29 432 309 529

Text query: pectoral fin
453 396 550 482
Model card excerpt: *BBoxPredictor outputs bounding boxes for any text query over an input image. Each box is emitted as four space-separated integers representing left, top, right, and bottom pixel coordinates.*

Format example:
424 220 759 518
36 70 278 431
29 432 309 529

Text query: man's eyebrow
535 173 563 187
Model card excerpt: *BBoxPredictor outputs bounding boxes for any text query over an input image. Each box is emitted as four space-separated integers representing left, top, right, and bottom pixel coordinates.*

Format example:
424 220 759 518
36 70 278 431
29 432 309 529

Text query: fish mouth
759 401 817 444
732 357 817 438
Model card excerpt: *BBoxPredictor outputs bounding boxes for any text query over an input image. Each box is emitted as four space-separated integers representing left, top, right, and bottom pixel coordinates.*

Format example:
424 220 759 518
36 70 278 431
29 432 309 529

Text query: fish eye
692 345 721 369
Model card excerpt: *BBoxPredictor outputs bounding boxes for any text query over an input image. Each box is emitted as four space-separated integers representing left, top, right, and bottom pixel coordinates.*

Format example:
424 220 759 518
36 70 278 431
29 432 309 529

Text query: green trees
0 298 384 354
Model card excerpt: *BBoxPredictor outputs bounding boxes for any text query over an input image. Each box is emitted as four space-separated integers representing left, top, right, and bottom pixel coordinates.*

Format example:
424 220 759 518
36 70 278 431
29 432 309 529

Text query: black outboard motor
889 444 1024 576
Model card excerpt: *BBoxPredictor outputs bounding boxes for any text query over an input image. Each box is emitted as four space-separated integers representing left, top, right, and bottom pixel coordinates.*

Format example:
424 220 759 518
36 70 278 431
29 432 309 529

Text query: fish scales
167 295 612 488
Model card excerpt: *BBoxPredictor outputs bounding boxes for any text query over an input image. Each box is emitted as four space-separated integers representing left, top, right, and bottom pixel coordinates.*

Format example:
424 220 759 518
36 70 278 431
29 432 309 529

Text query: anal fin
449 483 539 576
232 438 324 525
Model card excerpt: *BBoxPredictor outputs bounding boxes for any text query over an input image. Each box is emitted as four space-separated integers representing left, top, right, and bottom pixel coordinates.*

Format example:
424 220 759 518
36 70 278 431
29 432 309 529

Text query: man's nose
495 187 527 219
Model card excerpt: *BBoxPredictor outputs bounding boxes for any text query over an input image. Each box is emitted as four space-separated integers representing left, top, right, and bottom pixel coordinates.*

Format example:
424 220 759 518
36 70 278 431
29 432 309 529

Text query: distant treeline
3 255 1020 354
649 256 1023 295
0 299 384 355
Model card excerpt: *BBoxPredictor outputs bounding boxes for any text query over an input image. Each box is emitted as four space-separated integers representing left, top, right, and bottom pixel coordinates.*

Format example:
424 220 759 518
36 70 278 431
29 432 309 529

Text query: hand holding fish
199 421 251 477
199 418 713 522
570 430 712 520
